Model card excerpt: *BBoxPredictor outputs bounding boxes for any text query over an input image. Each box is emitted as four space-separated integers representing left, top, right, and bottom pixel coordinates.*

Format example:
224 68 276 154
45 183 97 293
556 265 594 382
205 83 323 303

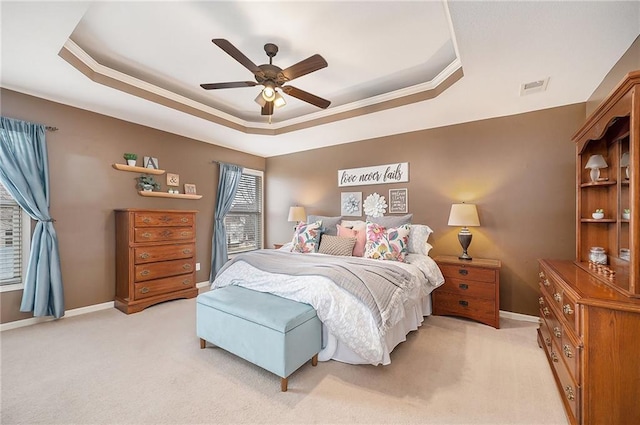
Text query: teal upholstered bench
196 285 321 391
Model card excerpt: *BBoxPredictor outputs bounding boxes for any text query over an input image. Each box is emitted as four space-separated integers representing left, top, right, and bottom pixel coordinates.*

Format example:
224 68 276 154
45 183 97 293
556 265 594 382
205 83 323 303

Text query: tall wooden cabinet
115 209 198 314
538 72 640 424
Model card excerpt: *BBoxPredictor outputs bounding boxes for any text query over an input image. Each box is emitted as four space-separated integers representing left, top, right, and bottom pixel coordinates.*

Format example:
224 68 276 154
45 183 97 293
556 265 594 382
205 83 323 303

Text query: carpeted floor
0 297 568 424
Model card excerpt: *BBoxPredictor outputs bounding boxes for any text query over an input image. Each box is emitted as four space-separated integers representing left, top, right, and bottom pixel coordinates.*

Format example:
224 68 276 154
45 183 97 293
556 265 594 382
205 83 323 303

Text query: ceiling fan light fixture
262 82 276 102
254 92 267 107
274 92 286 108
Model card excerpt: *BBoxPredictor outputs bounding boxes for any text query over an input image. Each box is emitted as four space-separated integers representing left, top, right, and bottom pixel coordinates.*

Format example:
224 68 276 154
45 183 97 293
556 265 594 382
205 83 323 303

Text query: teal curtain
210 163 244 282
0 117 64 318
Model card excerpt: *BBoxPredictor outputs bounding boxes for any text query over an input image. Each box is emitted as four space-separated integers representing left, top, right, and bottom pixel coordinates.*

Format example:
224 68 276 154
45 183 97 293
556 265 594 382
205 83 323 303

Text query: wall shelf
112 163 165 175
138 191 202 200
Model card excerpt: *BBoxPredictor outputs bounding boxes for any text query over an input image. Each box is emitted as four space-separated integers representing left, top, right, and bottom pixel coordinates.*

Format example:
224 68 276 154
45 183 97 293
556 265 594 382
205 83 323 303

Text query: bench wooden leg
312 353 318 366
281 377 288 392
200 338 206 349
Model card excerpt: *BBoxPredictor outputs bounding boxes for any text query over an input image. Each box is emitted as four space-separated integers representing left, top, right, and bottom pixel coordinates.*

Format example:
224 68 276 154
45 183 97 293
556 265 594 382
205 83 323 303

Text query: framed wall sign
389 188 408 214
341 192 362 216
144 156 159 169
338 162 409 187
166 173 179 187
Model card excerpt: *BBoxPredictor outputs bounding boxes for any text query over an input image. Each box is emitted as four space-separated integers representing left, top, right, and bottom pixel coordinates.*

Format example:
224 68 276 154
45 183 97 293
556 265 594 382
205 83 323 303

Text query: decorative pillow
337 224 366 257
291 221 322 253
318 235 357 256
364 222 411 262
340 220 366 232
408 224 434 256
366 214 413 229
307 215 343 236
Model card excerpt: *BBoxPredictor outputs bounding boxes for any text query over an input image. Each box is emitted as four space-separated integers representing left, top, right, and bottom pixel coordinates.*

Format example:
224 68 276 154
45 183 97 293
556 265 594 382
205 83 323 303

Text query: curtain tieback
40 218 56 222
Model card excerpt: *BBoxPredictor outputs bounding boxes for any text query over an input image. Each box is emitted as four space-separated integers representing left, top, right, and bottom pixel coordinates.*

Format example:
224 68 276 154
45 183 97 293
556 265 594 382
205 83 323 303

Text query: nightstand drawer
433 291 496 326
439 264 497 283
439 277 495 299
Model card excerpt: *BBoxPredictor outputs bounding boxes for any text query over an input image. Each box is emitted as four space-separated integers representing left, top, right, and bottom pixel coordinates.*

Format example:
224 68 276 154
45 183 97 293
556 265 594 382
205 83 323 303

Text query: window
0 182 29 290
225 168 263 254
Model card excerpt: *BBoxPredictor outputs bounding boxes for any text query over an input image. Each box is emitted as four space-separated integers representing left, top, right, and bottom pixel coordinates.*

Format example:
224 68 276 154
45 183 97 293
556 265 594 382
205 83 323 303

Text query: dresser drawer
440 277 495 299
439 264 496 283
550 340 580 424
134 227 194 243
133 274 195 300
560 290 579 334
561 329 581 382
433 291 496 324
134 258 194 282
134 212 194 227
134 244 195 264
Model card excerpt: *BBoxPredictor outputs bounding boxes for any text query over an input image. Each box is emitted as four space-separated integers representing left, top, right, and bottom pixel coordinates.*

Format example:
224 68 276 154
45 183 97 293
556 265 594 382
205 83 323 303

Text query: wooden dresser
539 72 640 424
115 209 198 314
433 255 501 328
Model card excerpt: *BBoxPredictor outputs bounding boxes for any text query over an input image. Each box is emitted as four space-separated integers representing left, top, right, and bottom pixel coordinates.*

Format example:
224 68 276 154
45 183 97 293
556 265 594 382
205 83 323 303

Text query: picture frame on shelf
144 156 159 169
184 183 197 195
167 173 179 187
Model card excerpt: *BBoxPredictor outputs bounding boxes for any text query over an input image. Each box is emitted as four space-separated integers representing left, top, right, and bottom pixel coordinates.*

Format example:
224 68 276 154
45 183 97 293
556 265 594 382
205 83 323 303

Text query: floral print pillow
364 222 411 262
291 221 323 253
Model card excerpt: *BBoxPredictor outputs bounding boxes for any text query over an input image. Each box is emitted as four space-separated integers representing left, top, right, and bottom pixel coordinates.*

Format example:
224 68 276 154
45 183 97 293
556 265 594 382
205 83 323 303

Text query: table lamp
288 206 306 229
448 203 480 260
585 154 608 182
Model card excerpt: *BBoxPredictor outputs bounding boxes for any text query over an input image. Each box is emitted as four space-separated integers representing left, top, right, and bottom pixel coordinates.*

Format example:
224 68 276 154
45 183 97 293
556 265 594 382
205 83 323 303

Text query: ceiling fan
201 39 331 116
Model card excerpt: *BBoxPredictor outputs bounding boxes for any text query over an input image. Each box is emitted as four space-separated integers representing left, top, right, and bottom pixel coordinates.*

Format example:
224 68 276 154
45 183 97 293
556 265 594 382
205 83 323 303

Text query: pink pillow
337 224 366 257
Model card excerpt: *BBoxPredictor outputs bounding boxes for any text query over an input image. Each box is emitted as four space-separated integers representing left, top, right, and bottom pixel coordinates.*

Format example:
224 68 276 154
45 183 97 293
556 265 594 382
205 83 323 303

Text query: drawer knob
551 351 559 363
565 386 575 401
140 270 150 276
183 249 192 255
563 344 573 358
182 263 192 270
160 215 172 223
563 304 574 315
459 283 469 290
553 327 561 338
140 287 150 294
542 307 550 317
182 279 191 285
181 231 190 237
141 232 151 238
458 300 469 307
458 269 468 276
538 297 545 306
142 217 151 224
539 271 545 279
544 337 551 347
139 252 150 260
180 217 188 223
553 293 562 303
543 279 550 287
160 230 172 238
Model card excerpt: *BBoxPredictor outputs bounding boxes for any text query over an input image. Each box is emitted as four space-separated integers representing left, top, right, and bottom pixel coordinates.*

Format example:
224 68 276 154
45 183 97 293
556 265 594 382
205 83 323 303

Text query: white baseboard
0 301 114 332
499 310 540 323
196 280 210 289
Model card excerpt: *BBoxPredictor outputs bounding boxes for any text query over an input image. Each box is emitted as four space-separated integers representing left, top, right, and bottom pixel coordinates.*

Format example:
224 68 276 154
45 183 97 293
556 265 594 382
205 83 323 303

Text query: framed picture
388 188 408 214
143 156 159 169
166 173 179 187
341 192 362 217
184 183 197 195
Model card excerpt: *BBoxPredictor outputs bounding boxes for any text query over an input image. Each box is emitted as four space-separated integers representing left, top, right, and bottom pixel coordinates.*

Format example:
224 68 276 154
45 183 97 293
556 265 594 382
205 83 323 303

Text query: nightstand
433 255 501 329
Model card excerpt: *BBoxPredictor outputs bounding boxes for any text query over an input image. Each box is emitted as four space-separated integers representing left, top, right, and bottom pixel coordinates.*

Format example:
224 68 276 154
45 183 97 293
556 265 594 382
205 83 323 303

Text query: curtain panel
0 116 64 318
210 163 244 281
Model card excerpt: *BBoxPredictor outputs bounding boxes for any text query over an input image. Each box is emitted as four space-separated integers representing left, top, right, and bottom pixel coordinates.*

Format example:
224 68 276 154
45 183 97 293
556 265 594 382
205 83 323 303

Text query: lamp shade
287 206 306 222
448 203 480 227
585 154 608 169
621 152 630 167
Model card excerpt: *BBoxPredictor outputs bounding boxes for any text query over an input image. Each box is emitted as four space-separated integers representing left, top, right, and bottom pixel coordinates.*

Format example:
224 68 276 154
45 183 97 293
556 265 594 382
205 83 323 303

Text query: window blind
0 184 23 285
225 172 263 254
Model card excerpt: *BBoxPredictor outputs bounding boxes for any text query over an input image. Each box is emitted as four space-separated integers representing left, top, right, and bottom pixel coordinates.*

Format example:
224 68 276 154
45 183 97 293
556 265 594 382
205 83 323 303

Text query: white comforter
212 251 444 364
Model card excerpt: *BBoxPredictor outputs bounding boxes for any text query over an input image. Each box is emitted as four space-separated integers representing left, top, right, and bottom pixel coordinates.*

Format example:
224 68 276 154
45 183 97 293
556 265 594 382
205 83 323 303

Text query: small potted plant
622 208 630 220
124 153 137 166
592 208 605 219
137 174 160 192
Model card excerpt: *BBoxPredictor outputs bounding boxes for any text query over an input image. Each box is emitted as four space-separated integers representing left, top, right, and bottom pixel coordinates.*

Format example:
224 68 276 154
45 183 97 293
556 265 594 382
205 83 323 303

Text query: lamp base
458 229 473 261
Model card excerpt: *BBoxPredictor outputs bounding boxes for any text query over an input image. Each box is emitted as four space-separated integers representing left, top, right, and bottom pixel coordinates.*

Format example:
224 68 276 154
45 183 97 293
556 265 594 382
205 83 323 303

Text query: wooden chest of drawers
115 209 198 314
433 256 501 328
538 259 640 424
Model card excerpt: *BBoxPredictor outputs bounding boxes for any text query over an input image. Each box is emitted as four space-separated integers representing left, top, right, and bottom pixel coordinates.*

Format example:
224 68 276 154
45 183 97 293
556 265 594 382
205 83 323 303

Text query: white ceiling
2 1 639 158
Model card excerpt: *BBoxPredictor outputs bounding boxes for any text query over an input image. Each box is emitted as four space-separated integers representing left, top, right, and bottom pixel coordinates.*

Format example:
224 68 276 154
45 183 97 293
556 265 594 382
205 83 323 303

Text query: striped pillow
318 235 357 256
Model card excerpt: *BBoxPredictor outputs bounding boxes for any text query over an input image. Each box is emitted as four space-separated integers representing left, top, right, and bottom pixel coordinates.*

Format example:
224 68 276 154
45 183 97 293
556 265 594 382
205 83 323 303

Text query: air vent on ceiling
520 77 549 96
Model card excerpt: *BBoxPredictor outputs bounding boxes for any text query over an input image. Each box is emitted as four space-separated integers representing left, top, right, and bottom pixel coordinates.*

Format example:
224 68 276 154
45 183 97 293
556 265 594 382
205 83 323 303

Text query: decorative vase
142 184 153 192
127 159 136 166
592 212 604 219
623 212 630 220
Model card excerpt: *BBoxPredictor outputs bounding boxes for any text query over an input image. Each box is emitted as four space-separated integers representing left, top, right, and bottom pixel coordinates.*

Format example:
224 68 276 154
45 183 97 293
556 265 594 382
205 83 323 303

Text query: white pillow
340 220 366 232
408 224 434 256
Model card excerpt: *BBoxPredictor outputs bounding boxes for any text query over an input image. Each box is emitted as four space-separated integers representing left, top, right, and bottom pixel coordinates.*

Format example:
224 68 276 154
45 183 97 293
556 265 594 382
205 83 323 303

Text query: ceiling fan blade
282 86 331 109
200 81 257 90
261 101 274 116
212 39 262 76
281 54 328 81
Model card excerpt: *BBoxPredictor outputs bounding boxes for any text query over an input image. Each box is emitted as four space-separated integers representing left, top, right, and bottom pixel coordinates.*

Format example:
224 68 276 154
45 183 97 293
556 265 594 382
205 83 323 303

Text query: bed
211 216 444 366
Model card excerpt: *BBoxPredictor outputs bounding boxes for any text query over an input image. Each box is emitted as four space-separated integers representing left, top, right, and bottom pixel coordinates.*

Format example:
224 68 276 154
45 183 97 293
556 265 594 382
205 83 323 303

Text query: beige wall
586 35 640 116
266 104 585 316
0 89 265 324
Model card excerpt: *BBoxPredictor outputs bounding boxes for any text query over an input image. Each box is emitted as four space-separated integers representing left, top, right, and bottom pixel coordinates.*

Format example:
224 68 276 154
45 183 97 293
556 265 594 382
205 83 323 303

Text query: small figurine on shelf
592 208 604 219
137 174 160 192
123 153 137 166
623 209 630 220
